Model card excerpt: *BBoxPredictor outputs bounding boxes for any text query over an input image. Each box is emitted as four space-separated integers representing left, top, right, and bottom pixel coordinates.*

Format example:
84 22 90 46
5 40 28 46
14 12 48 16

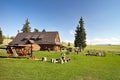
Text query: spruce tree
21 19 31 33
42 29 46 32
68 42 71 46
34 28 39 32
0 28 3 44
74 17 86 51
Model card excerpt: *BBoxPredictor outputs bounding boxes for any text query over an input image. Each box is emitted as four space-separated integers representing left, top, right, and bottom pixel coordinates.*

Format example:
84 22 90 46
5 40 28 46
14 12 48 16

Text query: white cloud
87 37 120 45
69 30 75 35
64 40 74 43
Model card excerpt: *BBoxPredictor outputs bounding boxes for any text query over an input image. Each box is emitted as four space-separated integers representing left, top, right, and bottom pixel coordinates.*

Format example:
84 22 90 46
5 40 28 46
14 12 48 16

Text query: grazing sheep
51 57 71 64
51 58 56 63
66 58 71 62
60 58 64 64
51 58 55 63
51 53 71 64
42 57 47 61
85 50 106 57
51 58 60 63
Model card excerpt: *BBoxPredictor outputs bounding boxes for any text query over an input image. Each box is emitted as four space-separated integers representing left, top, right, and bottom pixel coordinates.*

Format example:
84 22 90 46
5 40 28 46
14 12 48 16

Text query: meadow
0 45 120 80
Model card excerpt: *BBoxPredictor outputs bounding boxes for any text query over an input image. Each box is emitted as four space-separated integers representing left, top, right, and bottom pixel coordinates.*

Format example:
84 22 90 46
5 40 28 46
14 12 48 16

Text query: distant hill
95 44 120 46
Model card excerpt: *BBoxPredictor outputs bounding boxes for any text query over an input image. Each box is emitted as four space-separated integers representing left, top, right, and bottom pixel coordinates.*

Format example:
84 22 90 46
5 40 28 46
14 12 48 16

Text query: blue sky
0 0 120 44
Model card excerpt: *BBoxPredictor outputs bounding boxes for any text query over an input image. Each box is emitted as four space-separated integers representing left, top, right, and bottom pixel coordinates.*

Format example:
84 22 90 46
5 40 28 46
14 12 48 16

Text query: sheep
42 57 47 62
51 57 71 64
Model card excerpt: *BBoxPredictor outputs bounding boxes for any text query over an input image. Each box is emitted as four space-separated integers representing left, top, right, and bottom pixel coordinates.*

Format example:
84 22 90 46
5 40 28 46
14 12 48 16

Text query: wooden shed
8 32 61 51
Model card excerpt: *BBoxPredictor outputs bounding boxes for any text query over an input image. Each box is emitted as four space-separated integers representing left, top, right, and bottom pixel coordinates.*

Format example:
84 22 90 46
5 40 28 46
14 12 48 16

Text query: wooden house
9 32 61 51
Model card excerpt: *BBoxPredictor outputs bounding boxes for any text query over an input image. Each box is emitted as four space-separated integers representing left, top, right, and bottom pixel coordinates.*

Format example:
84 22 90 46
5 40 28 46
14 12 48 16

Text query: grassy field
0 45 120 80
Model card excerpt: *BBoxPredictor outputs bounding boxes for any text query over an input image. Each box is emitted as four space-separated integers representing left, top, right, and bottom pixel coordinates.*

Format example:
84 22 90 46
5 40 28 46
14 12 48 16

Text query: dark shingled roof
9 32 61 45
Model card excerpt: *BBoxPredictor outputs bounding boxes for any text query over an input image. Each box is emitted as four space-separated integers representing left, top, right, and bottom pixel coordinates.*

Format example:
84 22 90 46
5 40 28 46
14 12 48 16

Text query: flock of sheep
41 53 71 64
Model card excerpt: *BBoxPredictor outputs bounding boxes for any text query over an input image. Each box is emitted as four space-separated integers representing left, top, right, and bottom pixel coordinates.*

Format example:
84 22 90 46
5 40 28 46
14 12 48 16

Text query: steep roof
9 32 61 45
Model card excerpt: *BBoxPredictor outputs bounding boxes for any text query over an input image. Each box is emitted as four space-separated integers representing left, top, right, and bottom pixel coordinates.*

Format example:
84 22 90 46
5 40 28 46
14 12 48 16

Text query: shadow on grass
0 56 29 59
0 56 7 58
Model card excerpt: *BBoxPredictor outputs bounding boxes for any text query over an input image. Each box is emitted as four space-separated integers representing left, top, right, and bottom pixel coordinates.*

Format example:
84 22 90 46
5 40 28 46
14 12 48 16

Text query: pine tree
74 25 80 47
74 17 87 51
42 29 46 32
0 28 3 44
68 42 71 46
34 28 39 32
21 19 31 33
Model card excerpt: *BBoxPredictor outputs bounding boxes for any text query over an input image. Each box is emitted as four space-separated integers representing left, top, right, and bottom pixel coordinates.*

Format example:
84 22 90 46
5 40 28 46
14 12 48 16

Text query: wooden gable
55 33 60 42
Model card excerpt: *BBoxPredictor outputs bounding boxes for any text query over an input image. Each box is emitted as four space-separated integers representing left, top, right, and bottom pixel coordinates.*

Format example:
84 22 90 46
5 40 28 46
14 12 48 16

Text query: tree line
21 18 46 33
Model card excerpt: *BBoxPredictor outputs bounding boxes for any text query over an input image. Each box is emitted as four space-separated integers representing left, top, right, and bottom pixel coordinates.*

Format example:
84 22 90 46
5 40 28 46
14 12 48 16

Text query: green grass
86 45 120 52
0 46 120 80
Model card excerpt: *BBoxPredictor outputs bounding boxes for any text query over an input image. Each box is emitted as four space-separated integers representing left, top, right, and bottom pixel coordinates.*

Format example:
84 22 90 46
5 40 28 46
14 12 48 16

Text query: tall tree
21 19 31 33
42 29 46 32
74 17 87 51
0 28 3 44
34 28 39 32
68 42 71 46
